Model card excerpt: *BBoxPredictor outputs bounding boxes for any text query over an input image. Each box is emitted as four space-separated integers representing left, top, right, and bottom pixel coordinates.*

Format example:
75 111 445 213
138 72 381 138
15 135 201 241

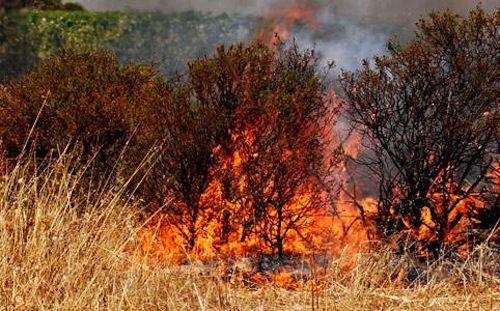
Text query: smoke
69 0 498 18
65 0 498 71
252 0 498 71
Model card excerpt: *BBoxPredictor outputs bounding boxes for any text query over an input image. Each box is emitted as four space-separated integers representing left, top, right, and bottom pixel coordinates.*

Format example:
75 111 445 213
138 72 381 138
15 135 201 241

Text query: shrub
0 48 163 181
176 41 339 258
340 7 500 257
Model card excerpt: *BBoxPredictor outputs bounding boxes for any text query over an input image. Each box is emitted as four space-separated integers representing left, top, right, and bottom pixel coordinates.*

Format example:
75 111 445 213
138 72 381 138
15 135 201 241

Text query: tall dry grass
0 151 499 310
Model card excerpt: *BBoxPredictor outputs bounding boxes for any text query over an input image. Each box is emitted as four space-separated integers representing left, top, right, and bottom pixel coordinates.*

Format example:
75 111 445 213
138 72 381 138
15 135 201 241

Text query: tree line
0 0 83 11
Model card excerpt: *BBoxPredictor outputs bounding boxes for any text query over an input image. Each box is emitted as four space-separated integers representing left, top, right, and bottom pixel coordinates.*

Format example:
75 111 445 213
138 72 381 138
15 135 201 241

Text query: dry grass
0 153 499 310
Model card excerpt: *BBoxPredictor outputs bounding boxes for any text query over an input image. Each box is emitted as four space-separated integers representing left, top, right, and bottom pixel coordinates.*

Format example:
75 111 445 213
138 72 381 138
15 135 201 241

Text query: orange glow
385 162 499 257
135 118 497 288
254 1 319 46
270 268 299 290
343 131 362 160
133 90 371 288
132 36 498 286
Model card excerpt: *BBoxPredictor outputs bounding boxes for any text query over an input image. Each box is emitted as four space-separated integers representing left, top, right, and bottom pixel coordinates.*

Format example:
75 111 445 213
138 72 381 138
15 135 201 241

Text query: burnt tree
341 7 500 257
189 41 339 259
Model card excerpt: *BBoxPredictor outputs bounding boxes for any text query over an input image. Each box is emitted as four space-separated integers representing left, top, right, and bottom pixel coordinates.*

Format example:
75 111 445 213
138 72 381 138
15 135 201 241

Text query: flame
254 1 319 46
137 151 331 263
270 268 299 290
342 131 362 160
132 1 498 283
135 107 496 287
130 84 387 290
384 162 500 257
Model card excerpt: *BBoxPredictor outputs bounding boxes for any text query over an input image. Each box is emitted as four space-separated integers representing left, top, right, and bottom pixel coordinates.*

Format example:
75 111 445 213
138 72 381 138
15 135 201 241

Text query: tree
340 7 500 257
0 48 162 178
189 41 339 259
132 44 271 253
135 82 222 251
229 43 337 259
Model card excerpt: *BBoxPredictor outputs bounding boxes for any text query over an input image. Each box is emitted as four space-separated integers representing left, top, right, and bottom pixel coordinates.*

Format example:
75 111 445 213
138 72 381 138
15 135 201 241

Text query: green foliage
341 7 500 257
26 11 126 58
0 11 38 79
0 10 252 79
110 11 251 77
0 10 126 79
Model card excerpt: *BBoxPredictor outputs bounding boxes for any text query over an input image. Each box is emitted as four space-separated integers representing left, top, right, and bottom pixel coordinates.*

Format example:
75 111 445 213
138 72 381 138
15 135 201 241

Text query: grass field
0 153 499 310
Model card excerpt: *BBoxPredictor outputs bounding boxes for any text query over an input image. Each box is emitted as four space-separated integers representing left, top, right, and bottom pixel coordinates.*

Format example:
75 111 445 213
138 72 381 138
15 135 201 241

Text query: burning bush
208 41 338 259
341 7 500 258
138 41 341 260
132 82 222 251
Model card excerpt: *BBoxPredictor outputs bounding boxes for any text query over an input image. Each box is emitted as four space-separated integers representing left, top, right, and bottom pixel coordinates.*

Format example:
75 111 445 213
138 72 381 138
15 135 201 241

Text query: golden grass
0 154 499 310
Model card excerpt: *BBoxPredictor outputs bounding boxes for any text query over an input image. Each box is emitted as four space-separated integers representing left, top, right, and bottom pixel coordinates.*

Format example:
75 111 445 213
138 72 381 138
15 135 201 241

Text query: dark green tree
2 0 60 10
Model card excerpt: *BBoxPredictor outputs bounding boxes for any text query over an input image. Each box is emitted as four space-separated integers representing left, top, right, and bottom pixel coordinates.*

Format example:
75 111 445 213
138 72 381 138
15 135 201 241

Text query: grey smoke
65 0 498 71
68 0 498 17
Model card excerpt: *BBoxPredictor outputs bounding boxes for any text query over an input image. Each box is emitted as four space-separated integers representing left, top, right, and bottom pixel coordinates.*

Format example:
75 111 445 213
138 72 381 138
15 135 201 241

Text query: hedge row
0 8 409 81
0 10 255 79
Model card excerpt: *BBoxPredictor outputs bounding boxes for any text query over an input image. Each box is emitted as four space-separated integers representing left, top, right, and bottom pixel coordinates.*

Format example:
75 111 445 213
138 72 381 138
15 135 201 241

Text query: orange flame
254 1 319 46
135 117 498 287
132 1 499 282
130 83 389 290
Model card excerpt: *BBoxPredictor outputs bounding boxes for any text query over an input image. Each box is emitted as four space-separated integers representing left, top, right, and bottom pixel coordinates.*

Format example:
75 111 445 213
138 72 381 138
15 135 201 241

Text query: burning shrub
341 7 500 258
0 48 163 183
167 41 340 259
136 41 341 261
133 83 221 251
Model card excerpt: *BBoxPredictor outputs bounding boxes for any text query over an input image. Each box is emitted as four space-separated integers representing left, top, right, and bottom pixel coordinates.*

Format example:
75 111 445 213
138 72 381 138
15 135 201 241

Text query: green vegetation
0 10 252 79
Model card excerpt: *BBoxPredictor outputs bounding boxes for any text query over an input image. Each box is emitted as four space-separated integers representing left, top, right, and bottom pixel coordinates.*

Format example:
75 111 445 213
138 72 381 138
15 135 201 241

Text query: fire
134 108 497 288
132 0 499 287
254 1 319 45
342 131 362 160
383 161 500 258
131 80 382 288
270 268 300 290
132 88 369 289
